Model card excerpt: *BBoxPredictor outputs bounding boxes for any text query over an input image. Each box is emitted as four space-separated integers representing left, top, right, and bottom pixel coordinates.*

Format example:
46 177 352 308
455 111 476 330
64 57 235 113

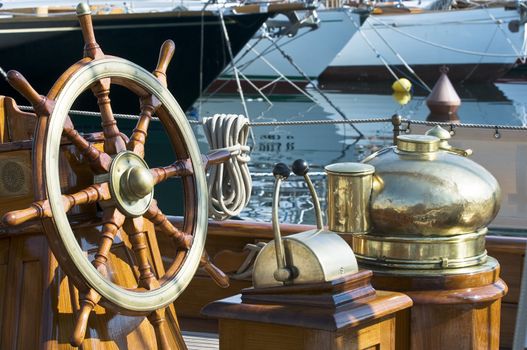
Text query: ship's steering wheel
1 3 227 349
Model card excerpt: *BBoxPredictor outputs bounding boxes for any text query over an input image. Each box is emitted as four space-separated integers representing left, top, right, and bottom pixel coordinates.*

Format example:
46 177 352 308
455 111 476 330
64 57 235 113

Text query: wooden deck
183 331 219 350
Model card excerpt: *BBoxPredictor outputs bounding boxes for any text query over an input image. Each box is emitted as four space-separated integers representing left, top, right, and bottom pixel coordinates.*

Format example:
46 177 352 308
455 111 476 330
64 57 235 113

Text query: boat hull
319 62 516 85
320 7 526 85
211 8 362 94
0 11 269 112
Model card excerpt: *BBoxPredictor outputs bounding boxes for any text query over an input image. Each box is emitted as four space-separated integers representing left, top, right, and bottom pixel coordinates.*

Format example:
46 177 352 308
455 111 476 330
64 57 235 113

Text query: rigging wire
218 8 250 121
364 16 432 92
263 34 364 138
16 104 527 131
484 7 526 62
350 15 401 83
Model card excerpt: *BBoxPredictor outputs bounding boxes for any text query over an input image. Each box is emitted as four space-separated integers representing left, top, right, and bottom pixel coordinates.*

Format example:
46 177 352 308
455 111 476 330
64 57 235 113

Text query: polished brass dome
365 135 501 236
326 130 501 270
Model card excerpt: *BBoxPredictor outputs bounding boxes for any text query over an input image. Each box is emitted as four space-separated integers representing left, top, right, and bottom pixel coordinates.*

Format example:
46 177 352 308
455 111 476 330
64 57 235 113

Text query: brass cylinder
325 163 375 234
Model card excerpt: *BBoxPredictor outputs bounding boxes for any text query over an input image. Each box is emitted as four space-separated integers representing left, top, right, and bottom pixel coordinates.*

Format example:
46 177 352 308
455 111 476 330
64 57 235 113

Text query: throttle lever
292 159 323 230
271 163 294 283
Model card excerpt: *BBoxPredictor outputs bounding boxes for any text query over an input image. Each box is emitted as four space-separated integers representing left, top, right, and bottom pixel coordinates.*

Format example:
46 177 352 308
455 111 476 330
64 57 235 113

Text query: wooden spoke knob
203 149 232 170
7 70 44 107
154 40 176 87
76 2 103 59
201 251 230 288
2 205 43 226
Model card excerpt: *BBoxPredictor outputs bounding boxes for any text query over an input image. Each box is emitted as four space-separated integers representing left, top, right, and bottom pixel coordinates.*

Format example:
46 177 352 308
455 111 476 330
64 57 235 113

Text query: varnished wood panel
217 317 396 350
500 303 517 349
0 96 6 143
176 277 252 319
0 238 8 347
410 301 501 350
0 235 46 350
486 236 525 349
17 260 43 349
394 309 410 350
220 319 304 350
487 245 523 303
3 97 36 142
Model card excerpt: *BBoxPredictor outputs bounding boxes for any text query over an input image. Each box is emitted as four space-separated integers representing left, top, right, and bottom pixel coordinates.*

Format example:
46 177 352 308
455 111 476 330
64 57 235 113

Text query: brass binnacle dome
364 134 501 237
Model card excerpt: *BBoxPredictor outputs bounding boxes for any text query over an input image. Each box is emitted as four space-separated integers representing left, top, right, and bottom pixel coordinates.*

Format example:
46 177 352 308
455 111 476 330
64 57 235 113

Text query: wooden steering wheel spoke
2 182 111 226
150 158 193 185
71 288 101 347
7 70 111 174
128 98 156 158
91 78 126 155
92 207 126 273
153 40 176 88
124 216 161 291
147 308 172 350
128 40 176 158
76 3 104 60
63 125 112 173
6 70 57 118
200 250 230 288
203 149 232 170
144 200 192 249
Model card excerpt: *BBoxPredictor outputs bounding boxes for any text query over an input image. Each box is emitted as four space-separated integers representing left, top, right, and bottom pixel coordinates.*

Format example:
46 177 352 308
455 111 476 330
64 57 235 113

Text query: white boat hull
214 8 361 92
320 7 526 84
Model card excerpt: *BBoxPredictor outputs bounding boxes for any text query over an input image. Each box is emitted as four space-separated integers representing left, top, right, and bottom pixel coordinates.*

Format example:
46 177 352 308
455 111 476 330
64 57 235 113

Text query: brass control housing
252 160 358 288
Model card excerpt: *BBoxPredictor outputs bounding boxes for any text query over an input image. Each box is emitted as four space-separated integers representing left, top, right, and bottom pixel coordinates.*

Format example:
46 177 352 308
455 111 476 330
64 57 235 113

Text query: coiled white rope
203 114 252 220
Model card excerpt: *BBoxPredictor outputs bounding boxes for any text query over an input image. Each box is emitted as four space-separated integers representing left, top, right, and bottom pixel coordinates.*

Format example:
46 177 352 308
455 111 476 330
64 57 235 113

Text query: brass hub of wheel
108 151 154 217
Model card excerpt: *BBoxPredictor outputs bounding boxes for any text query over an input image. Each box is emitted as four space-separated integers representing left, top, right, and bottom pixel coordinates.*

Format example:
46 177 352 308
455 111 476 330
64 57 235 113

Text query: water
188 81 527 227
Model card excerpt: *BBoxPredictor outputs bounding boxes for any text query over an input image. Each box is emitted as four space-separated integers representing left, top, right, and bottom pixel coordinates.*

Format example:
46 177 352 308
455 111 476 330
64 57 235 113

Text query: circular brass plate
396 134 439 153
325 162 375 176
351 228 487 269
109 151 153 217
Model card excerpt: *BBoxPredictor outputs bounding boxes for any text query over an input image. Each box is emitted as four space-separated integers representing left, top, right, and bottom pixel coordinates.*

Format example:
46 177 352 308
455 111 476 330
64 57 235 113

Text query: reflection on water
191 82 527 227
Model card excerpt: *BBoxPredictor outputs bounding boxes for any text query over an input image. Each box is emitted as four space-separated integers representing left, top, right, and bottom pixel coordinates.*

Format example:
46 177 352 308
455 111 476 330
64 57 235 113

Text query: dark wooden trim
486 235 527 254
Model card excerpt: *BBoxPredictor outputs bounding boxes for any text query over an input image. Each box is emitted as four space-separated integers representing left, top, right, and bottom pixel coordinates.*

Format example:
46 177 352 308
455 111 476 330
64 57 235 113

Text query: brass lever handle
271 163 293 283
440 145 473 157
292 159 323 230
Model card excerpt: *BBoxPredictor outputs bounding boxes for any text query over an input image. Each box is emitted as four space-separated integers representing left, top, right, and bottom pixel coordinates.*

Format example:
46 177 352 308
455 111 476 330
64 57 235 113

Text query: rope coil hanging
203 114 252 220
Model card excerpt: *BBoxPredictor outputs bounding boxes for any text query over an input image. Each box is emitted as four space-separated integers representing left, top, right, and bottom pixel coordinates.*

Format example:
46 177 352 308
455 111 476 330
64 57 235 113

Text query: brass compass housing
326 132 501 271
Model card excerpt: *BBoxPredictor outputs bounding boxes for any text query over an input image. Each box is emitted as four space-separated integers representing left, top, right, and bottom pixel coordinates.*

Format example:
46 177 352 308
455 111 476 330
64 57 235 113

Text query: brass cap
120 166 154 201
76 2 91 16
425 125 451 140
396 135 439 153
325 162 375 176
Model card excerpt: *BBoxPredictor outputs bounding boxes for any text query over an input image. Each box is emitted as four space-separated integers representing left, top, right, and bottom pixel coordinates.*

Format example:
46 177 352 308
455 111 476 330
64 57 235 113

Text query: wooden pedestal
368 257 508 350
202 270 412 350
